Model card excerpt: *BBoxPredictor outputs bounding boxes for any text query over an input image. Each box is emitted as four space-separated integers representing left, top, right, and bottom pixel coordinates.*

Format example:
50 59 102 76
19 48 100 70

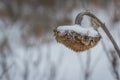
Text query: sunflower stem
75 11 120 57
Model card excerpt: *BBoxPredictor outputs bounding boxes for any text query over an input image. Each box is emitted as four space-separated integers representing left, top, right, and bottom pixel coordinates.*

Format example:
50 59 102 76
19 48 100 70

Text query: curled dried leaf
91 18 101 30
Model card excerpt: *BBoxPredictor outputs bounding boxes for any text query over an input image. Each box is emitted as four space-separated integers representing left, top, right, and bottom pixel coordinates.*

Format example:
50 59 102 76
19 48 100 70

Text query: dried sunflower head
54 24 101 52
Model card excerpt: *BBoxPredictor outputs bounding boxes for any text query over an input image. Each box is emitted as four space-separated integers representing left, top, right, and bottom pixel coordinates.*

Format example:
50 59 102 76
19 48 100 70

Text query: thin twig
84 50 91 80
75 11 120 57
0 64 13 79
101 40 120 80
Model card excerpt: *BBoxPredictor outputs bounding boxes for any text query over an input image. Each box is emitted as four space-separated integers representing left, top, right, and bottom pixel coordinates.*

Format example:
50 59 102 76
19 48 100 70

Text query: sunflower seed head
54 27 101 52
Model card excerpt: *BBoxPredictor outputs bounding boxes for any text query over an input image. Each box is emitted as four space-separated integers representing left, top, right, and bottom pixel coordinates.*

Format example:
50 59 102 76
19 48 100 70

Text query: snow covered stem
75 11 120 57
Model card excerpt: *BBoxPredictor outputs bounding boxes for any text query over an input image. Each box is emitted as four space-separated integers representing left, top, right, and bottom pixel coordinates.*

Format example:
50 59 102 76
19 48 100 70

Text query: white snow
0 7 119 80
57 24 99 37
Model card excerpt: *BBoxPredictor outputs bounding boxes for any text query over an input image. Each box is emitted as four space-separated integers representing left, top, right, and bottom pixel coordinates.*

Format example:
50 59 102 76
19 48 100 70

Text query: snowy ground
0 9 120 80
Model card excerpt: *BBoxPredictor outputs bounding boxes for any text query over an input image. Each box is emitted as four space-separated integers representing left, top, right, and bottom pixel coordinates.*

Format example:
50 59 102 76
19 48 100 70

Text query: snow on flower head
54 24 101 52
57 24 99 37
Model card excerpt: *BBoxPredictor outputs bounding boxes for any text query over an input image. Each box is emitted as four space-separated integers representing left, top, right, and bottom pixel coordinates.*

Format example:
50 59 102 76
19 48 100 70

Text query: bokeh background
0 0 120 80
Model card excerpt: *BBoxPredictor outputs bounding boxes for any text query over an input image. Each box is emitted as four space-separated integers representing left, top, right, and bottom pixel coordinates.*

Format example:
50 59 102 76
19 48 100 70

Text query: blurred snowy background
0 0 120 80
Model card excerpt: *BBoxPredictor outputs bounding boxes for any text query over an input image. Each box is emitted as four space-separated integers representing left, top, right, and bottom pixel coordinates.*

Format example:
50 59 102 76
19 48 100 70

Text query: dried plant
54 11 120 57
75 11 120 57
110 50 120 80
101 41 120 80
54 28 101 52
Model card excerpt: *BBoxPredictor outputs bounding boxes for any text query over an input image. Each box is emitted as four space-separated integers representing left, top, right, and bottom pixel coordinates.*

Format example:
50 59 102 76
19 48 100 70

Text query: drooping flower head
54 24 101 52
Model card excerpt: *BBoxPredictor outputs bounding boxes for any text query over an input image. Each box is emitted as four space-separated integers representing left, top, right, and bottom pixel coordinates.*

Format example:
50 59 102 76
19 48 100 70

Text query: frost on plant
54 24 101 52
54 11 120 57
